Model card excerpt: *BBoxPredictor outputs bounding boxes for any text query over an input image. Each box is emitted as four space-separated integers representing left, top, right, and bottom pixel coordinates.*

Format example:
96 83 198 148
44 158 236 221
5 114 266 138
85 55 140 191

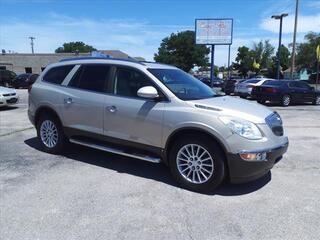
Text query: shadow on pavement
25 137 271 196
0 106 19 111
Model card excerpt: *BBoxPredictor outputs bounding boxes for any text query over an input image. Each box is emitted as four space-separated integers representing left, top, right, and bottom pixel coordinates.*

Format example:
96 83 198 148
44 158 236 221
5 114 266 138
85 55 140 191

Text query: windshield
148 68 217 100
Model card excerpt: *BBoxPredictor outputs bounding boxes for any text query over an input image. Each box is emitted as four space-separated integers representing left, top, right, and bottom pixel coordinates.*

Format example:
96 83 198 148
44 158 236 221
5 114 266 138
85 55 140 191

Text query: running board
69 138 161 163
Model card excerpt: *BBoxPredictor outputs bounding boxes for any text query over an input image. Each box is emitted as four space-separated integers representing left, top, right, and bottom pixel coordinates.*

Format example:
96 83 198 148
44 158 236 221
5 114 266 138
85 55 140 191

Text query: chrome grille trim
265 112 283 136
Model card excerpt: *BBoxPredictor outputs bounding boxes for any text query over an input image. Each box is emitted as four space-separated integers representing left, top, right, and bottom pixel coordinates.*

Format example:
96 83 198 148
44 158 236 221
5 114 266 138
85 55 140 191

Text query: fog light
240 152 267 161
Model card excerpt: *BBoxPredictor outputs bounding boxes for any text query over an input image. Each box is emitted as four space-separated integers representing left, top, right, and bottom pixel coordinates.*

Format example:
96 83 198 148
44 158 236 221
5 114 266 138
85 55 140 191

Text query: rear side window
69 64 111 93
43 65 74 84
263 80 285 86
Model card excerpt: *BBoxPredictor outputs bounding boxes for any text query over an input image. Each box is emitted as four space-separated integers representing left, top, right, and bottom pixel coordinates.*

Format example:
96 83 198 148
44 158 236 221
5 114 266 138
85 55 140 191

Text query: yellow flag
316 45 320 61
253 59 260 70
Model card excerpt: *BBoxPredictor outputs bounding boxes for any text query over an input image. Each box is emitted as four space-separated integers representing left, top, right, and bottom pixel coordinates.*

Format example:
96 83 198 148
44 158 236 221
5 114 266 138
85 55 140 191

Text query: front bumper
0 95 19 107
227 140 289 183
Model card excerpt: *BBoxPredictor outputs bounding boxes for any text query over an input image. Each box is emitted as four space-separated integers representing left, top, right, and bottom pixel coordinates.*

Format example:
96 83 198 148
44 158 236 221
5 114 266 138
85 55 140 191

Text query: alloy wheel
283 95 290 106
40 120 59 148
176 144 214 184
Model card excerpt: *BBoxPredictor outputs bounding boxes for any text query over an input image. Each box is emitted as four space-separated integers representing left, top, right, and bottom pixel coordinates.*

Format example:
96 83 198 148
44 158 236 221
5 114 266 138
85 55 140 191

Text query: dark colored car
252 80 320 106
12 73 39 88
0 70 16 87
199 76 224 87
223 77 245 95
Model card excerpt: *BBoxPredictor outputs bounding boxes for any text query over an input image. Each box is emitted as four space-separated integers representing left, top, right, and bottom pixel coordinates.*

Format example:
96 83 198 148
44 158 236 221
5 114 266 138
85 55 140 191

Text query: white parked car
0 86 19 107
235 78 275 99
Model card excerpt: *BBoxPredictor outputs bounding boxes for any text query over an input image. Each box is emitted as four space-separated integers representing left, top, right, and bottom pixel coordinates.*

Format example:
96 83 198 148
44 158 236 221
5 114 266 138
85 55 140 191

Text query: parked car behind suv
252 80 320 106
199 76 224 88
234 78 274 99
0 69 16 87
0 86 19 107
12 73 39 89
223 77 245 95
28 57 289 192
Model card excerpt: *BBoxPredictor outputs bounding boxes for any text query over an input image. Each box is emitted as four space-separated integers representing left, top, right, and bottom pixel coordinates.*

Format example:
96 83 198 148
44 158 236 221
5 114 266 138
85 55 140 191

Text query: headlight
219 116 263 140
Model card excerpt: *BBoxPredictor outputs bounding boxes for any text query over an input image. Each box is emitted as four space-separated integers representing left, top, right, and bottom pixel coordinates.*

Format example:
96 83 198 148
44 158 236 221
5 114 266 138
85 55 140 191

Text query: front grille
6 98 18 104
3 93 16 97
266 112 283 136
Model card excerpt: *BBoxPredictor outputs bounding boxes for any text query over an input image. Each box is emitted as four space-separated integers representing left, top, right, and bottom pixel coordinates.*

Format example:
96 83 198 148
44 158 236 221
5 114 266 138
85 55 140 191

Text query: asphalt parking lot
1 89 319 240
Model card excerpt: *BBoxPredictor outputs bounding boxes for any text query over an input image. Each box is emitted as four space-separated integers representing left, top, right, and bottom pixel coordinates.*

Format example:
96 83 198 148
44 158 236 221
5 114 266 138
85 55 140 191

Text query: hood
187 96 273 124
0 86 16 94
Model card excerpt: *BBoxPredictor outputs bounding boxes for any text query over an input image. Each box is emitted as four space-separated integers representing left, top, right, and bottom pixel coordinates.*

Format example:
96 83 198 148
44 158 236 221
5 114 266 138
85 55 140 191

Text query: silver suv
28 57 288 192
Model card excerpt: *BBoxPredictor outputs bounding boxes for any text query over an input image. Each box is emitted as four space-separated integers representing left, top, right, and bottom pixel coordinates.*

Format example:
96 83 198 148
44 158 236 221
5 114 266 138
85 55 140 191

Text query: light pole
290 0 299 79
272 13 288 80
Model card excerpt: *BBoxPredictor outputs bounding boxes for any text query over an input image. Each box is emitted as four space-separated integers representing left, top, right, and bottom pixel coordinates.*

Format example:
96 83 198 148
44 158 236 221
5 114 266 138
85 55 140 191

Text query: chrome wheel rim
40 120 58 148
316 96 320 105
283 95 290 106
176 144 214 184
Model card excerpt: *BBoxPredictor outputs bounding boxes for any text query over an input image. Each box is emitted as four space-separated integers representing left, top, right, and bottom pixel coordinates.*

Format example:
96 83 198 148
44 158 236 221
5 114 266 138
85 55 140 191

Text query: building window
25 67 32 73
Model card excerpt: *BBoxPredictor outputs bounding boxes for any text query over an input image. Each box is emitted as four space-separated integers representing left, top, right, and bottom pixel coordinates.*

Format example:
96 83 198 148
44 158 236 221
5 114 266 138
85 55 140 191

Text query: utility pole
29 37 35 54
290 0 299 79
272 13 288 80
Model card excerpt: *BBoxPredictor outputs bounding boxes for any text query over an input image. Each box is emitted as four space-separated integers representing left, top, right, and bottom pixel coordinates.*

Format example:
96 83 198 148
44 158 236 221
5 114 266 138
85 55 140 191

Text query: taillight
265 87 277 93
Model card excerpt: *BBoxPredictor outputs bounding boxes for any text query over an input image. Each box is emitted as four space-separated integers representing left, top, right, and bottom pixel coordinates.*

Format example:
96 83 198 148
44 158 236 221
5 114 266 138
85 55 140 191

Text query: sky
0 0 319 66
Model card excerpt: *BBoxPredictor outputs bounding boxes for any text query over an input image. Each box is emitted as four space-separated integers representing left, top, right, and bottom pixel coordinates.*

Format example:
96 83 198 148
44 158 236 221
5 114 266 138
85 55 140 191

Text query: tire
168 135 225 193
257 100 265 104
313 95 320 105
36 113 66 154
281 94 291 107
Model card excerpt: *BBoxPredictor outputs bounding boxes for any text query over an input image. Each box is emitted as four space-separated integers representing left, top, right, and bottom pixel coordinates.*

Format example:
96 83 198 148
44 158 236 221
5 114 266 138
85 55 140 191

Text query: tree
55 41 97 53
267 45 291 79
251 40 274 69
233 46 254 77
154 31 210 72
295 32 320 72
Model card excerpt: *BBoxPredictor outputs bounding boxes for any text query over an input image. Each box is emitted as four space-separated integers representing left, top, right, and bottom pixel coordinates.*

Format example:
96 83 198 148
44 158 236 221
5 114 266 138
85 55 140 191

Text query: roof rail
139 60 172 67
59 56 145 65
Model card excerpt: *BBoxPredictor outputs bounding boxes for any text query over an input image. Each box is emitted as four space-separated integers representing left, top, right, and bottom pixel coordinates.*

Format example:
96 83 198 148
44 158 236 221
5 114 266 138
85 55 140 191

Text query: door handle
64 97 73 104
106 105 117 113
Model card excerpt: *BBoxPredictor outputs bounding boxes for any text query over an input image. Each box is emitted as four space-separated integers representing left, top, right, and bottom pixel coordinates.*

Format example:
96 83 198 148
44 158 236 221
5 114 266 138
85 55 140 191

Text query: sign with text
195 19 233 45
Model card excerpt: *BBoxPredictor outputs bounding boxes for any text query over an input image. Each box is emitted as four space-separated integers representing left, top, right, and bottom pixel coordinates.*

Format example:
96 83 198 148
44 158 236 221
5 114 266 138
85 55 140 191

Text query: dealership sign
195 19 233 45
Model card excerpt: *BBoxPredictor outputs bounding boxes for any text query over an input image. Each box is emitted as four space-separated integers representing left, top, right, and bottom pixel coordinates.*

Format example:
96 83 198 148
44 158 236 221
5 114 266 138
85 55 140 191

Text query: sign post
195 18 233 87
316 44 320 90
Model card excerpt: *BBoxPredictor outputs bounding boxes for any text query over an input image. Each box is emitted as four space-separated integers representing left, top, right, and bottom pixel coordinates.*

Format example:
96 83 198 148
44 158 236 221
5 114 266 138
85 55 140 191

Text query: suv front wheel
36 113 66 154
169 135 225 193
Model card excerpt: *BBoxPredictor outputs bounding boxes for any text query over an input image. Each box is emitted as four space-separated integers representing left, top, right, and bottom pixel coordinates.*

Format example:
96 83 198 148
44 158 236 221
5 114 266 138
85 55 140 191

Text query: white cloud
0 12 312 67
0 13 184 61
260 14 320 34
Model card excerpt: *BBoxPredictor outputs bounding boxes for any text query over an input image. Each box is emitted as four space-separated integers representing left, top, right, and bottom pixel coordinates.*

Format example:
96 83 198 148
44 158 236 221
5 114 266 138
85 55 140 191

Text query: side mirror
137 86 159 99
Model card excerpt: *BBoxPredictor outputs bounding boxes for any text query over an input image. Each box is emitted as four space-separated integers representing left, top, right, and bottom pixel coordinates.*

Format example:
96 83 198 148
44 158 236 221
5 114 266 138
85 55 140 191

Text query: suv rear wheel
169 135 225 193
36 113 66 154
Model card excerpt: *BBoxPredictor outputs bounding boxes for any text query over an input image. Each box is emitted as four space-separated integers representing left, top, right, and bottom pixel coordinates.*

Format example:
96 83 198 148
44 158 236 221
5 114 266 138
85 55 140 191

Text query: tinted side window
114 68 152 98
289 82 298 88
43 65 74 84
69 64 110 93
297 81 309 89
